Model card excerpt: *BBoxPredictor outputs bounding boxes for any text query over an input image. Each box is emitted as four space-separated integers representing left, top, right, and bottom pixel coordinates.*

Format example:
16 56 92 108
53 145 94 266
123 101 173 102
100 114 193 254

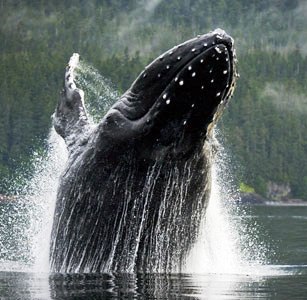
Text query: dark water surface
0 205 306 299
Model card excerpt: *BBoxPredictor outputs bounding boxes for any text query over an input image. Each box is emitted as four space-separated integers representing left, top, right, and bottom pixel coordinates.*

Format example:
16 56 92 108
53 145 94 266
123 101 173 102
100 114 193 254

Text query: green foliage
239 182 255 194
0 0 306 200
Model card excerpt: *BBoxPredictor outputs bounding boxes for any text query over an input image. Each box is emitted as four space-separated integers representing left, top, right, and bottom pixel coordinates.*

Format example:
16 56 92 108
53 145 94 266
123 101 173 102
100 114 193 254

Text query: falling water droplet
166 99 171 105
192 72 196 77
179 80 184 86
163 93 167 99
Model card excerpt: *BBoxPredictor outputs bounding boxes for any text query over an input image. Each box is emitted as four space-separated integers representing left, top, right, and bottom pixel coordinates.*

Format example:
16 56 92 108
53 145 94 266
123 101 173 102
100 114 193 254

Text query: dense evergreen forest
0 0 307 200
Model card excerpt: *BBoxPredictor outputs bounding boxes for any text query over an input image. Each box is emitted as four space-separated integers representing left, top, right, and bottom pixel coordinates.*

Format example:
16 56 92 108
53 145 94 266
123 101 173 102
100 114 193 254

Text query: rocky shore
239 192 307 206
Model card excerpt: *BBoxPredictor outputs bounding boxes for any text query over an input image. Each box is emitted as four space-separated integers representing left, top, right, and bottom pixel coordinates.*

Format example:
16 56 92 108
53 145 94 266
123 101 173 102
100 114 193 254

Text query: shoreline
239 192 307 206
262 201 307 207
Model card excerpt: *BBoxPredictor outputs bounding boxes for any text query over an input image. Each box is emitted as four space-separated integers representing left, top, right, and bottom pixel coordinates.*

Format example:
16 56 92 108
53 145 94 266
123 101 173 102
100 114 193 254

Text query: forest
0 0 307 200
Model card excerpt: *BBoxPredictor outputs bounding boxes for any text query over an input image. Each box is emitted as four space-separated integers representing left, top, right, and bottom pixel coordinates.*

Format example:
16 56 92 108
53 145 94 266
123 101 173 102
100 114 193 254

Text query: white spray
0 60 270 274
185 133 270 274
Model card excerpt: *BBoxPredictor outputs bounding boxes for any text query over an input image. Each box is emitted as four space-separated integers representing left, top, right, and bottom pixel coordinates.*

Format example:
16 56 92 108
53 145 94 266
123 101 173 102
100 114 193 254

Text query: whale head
102 29 238 159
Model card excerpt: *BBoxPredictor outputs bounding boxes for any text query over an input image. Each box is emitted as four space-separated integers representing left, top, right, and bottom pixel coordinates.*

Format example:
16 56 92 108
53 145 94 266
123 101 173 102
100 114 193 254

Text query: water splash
74 60 119 123
185 133 273 275
0 59 274 275
0 129 67 272
30 130 68 272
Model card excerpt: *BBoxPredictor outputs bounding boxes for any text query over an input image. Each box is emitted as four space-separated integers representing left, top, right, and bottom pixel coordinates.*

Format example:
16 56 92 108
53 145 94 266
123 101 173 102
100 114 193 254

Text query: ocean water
0 137 306 299
0 61 306 299
0 205 306 299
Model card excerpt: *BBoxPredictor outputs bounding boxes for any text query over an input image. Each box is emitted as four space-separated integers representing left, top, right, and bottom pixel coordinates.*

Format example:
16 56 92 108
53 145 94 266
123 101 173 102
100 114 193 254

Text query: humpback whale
50 29 238 273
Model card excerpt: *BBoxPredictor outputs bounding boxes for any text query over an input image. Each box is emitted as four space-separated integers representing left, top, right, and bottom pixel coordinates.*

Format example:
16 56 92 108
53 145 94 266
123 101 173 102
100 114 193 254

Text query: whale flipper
53 53 90 151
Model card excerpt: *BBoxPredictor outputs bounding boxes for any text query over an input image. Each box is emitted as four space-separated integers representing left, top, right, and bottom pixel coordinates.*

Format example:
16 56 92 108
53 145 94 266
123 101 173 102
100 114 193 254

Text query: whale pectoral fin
53 53 90 149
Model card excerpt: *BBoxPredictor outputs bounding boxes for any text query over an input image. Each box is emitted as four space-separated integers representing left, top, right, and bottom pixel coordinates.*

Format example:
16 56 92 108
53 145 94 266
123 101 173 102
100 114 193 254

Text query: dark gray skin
50 29 238 273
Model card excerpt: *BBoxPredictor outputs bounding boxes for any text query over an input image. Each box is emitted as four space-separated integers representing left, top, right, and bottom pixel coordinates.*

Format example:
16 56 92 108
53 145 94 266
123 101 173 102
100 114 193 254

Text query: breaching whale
50 29 238 273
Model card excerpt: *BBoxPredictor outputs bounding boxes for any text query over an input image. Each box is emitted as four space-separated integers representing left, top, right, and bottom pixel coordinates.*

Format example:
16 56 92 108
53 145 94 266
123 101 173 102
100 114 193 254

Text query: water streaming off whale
0 55 272 273
49 30 240 273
